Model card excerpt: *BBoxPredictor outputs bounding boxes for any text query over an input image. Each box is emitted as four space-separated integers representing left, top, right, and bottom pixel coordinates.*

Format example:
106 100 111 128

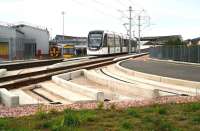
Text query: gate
24 43 36 59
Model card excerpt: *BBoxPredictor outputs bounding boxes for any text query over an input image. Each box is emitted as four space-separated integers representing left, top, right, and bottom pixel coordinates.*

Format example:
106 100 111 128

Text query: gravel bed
0 95 200 118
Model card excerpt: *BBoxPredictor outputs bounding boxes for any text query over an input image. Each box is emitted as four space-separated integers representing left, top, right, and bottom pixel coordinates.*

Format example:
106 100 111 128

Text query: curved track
0 53 148 90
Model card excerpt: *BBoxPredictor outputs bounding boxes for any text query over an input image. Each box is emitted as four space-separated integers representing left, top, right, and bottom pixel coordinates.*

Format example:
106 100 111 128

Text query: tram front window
88 33 102 48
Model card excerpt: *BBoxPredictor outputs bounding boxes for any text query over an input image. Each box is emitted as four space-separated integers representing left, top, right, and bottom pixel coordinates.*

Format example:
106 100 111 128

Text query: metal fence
150 45 200 63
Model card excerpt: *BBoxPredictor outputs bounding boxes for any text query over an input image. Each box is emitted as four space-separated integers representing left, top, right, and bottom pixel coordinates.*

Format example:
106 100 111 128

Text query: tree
165 37 183 45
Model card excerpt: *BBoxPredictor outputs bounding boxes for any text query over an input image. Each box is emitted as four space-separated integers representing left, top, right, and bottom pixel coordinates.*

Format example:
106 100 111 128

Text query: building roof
51 35 87 46
191 37 200 42
55 35 87 40
13 24 49 33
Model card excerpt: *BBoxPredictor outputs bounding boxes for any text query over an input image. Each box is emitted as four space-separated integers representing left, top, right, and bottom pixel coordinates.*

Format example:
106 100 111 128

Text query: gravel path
1 95 200 118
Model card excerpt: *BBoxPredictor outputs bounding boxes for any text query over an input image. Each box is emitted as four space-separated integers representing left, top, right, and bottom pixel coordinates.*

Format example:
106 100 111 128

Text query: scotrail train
87 30 136 56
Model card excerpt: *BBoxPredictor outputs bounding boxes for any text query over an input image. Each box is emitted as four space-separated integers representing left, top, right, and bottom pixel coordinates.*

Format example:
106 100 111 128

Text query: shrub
156 120 175 131
150 117 176 131
192 115 200 124
97 102 104 110
79 110 96 123
61 111 80 127
142 116 154 123
158 107 167 115
110 103 116 110
51 125 62 131
183 103 200 112
49 108 59 115
121 121 133 130
126 108 140 117
0 119 8 129
36 110 48 120
36 121 51 129
143 107 154 113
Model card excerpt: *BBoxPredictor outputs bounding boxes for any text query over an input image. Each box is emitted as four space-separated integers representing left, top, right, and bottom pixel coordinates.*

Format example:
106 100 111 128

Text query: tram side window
115 36 120 47
123 40 126 47
124 39 128 47
108 35 115 47
103 34 107 47
120 37 124 47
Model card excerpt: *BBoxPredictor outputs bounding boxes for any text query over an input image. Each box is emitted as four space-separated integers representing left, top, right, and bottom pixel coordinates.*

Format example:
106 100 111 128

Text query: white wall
0 25 16 39
17 25 50 54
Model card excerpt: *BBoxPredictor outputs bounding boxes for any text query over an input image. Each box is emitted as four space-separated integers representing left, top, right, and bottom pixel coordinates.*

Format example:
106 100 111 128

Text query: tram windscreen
88 33 103 48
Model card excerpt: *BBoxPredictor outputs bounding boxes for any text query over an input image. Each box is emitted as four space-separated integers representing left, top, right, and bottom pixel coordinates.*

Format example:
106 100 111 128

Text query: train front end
87 30 107 55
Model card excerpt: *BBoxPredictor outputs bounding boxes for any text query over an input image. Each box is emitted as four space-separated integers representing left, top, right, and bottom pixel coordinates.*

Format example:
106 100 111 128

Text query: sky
0 0 200 40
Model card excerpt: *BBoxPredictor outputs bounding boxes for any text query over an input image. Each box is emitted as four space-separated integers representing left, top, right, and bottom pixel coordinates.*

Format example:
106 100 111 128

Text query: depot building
0 23 49 61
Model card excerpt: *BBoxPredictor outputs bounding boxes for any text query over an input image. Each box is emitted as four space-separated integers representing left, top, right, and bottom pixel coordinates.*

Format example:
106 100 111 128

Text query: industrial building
0 23 49 61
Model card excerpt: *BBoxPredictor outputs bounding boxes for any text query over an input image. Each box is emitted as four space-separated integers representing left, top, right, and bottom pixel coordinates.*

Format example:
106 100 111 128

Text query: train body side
87 30 136 56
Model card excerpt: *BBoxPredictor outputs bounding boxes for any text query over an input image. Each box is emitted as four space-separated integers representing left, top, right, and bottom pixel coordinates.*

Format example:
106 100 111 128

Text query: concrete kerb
116 61 200 89
150 58 200 67
0 69 7 76
52 70 104 102
113 53 148 62
84 69 157 99
0 88 19 107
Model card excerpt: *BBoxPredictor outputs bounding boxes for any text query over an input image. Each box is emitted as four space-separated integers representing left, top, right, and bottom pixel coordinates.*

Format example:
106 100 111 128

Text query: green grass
1 102 200 130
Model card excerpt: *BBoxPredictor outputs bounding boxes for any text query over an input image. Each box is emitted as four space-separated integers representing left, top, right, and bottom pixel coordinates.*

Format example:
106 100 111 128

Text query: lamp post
61 11 65 41
61 11 65 57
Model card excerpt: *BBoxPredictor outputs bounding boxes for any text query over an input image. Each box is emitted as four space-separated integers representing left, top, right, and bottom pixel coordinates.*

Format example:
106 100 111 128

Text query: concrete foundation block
70 70 82 79
134 71 161 82
0 69 7 76
52 70 105 101
161 77 200 88
153 89 160 98
85 69 155 99
96 92 104 101
0 88 19 107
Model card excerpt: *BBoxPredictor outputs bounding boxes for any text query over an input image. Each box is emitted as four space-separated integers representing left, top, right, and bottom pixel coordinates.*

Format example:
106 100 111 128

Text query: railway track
0 53 148 90
0 54 123 71
0 58 64 71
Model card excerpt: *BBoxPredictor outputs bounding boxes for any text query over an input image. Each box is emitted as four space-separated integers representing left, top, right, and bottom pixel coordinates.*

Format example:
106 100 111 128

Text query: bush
144 116 176 131
126 108 140 117
156 120 175 131
36 121 51 129
36 110 48 120
110 103 116 110
79 110 96 123
143 107 154 113
61 110 80 127
121 121 133 130
0 119 8 129
158 107 167 115
142 116 154 123
51 125 62 131
183 103 200 112
49 108 59 115
192 115 200 124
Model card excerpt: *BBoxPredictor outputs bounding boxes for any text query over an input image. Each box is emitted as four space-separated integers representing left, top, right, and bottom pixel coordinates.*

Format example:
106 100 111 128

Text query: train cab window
88 33 103 48
63 47 74 55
